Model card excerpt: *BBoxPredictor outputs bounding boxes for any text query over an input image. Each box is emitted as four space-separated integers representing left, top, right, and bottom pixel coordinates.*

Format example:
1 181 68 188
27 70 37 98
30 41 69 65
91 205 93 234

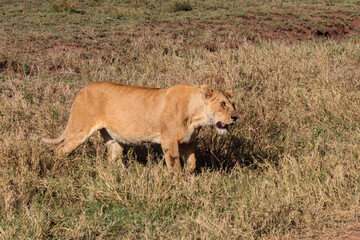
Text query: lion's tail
41 131 66 144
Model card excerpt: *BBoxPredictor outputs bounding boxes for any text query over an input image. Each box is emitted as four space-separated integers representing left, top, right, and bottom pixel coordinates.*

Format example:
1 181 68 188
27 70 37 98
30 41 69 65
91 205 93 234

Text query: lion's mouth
216 121 229 130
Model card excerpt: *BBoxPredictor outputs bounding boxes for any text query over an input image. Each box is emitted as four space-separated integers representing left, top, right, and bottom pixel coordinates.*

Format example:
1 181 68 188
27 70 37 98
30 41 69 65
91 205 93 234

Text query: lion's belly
105 128 161 145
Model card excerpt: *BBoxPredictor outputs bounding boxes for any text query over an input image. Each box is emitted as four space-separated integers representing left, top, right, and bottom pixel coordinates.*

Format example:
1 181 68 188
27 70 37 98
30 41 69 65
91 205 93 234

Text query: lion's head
200 84 238 135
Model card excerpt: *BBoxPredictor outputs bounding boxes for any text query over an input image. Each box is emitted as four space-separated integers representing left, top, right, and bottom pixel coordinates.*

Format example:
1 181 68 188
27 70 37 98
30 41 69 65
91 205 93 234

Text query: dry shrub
170 0 193 12
49 0 79 12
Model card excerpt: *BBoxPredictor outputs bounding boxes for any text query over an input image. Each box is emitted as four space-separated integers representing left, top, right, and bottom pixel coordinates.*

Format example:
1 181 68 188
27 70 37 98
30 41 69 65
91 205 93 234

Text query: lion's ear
200 84 213 99
226 89 233 97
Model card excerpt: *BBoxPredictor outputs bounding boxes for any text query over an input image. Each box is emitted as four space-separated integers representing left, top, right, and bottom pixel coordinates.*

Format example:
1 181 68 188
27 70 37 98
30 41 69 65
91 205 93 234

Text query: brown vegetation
1 0 360 239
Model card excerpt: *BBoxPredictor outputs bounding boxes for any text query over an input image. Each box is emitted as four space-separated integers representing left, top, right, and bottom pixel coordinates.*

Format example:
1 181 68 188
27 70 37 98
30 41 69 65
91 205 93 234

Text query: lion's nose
231 115 238 121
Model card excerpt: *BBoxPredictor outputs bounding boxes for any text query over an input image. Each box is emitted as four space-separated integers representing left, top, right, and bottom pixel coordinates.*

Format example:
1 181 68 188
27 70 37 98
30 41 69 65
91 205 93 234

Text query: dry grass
1 0 360 239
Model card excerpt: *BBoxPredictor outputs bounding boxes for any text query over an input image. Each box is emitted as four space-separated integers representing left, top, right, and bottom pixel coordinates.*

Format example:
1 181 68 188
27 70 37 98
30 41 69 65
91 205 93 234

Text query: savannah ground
1 0 360 239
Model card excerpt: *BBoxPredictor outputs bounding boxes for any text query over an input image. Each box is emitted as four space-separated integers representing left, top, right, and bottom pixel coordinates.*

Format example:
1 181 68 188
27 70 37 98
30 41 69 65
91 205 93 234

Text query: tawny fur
42 82 238 173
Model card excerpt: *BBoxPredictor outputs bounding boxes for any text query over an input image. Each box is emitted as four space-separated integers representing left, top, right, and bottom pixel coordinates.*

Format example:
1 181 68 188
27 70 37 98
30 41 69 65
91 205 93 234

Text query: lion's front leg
161 140 182 174
180 143 196 173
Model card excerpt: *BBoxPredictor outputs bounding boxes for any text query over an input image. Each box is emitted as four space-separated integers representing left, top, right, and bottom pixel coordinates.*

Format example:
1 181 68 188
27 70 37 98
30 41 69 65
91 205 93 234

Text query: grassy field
1 0 360 239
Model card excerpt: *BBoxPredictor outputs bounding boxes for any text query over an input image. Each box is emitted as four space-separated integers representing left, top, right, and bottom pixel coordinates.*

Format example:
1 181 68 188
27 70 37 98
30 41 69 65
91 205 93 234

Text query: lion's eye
221 102 226 107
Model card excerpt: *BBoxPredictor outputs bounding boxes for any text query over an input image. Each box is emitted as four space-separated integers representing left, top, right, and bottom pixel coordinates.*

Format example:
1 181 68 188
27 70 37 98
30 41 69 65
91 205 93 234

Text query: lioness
42 82 238 173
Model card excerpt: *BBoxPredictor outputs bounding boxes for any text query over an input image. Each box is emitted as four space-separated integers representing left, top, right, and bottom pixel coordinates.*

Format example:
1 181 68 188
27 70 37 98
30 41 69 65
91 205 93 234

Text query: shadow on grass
194 132 280 173
121 144 163 166
116 131 279 173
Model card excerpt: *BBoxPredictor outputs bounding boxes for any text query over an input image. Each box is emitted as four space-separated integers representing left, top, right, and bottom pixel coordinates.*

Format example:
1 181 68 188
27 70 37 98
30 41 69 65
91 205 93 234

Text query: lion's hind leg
56 122 103 155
